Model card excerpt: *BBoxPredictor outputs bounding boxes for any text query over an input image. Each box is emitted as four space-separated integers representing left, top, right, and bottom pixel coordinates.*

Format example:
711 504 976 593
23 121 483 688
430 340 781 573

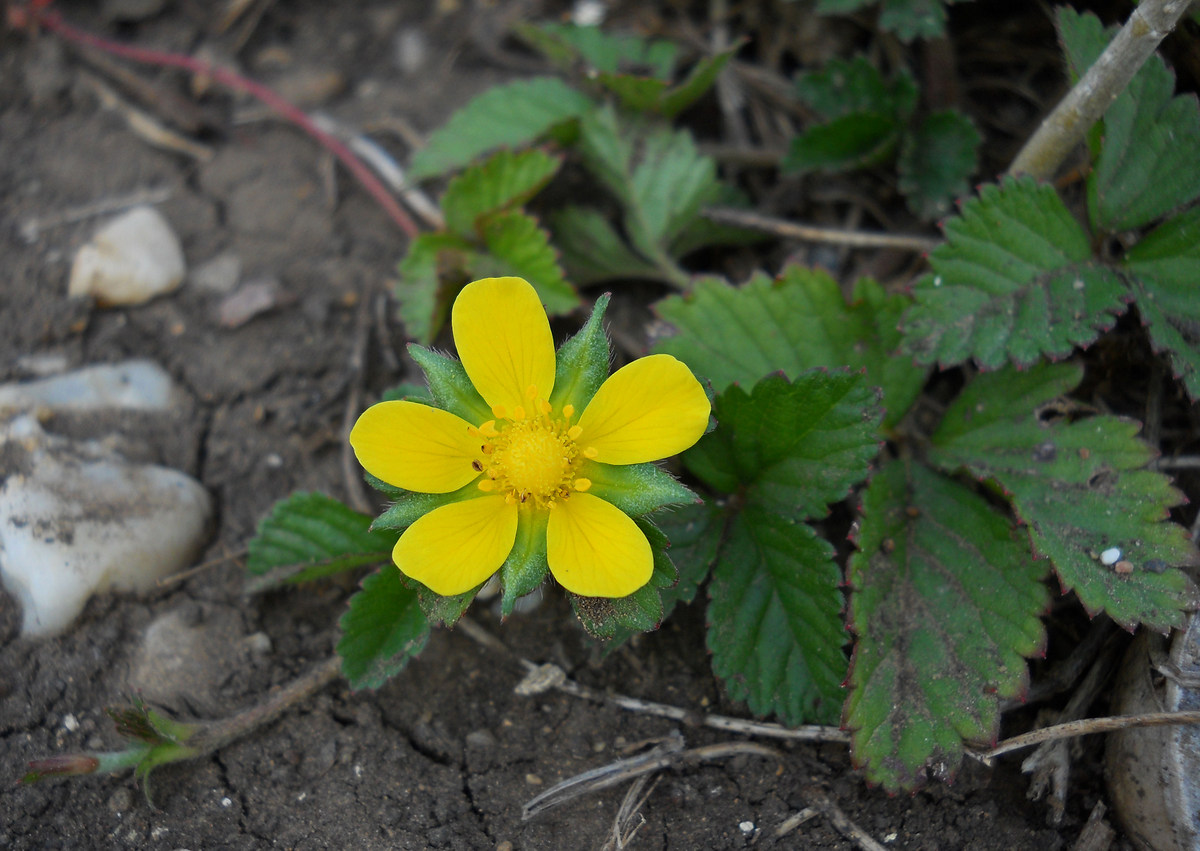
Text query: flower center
470 388 594 508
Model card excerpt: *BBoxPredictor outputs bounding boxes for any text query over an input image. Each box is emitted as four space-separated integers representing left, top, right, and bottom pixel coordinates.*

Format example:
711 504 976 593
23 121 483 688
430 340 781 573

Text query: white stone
68 206 185 306
0 360 183 415
0 414 211 637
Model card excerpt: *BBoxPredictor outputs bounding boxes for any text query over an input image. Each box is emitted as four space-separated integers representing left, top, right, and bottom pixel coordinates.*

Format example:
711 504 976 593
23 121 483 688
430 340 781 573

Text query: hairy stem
1008 0 1192 180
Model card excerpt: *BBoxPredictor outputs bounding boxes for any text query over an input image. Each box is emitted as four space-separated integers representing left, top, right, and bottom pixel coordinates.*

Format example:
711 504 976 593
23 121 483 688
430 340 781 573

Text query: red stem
29 6 421 240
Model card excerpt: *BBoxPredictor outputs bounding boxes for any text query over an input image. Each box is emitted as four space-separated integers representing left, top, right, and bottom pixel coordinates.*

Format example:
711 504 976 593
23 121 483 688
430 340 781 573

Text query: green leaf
517 22 678 78
602 500 724 650
1125 207 1200 399
782 112 902 174
708 504 847 725
685 371 881 518
794 56 917 120
815 0 964 41
409 78 595 179
1057 9 1200 231
654 269 925 429
656 47 738 118
471 211 580 316
898 109 980 221
845 460 1048 791
577 107 719 282
394 232 471 344
246 492 397 591
550 206 663 285
929 362 1198 631
441 149 563 238
337 567 430 690
550 293 612 413
901 176 1128 369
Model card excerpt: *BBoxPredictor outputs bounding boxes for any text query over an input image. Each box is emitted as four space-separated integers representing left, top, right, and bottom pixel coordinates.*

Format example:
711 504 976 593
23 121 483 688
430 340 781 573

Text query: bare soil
0 2 1135 848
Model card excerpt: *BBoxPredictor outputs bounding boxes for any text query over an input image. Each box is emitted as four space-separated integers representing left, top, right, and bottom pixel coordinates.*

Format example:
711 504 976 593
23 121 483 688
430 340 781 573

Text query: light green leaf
337 567 430 690
846 460 1048 791
410 78 594 179
550 206 663 286
930 362 1198 631
517 22 677 78
901 176 1127 369
685 371 881 518
1057 8 1200 231
472 211 580 316
708 504 846 725
654 268 925 429
394 232 471 344
441 149 562 238
246 492 397 592
794 56 917 120
782 112 902 174
898 109 980 221
1125 207 1200 399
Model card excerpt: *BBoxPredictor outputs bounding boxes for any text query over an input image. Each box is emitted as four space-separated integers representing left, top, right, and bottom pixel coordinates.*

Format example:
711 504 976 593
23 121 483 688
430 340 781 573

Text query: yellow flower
350 276 710 599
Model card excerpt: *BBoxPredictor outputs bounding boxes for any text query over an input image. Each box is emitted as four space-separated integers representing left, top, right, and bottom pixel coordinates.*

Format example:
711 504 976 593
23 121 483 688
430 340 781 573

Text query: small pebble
1100 547 1122 566
68 206 185 306
525 773 542 786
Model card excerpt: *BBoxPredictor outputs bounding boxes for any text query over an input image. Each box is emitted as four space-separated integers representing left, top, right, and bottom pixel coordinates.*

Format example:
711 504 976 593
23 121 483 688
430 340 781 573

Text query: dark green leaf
441 149 563 238
708 504 846 725
901 176 1127 369
1057 9 1200 231
685 371 881 518
517 22 677 78
655 269 924 429
471 211 580 316
246 492 397 592
409 78 594 179
846 460 1048 791
898 109 980 221
794 56 917 120
1125 207 1200 399
338 567 430 690
782 112 901 174
656 47 738 118
930 362 1198 631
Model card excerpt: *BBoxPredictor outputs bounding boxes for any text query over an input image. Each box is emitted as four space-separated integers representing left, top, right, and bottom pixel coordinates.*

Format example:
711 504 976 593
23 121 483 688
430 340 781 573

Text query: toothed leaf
338 567 430 690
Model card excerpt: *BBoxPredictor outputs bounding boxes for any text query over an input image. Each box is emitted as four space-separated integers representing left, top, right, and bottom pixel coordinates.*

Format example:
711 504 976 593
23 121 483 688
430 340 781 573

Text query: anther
574 478 592 492
584 446 598 459
491 405 507 419
471 460 484 472
567 425 583 440
480 420 499 437
478 479 496 492
513 405 526 421
562 404 575 419
539 399 552 415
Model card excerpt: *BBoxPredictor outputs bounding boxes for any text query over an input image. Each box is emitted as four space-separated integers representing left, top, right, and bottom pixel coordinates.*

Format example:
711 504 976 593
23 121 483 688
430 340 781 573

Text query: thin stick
804 786 889 851
26 7 421 239
17 185 173 243
1008 0 1194 180
980 710 1200 762
703 207 939 253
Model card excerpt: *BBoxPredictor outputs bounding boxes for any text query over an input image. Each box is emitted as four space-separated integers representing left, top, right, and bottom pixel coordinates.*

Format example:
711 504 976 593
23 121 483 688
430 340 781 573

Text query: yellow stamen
491 405 507 419
574 478 591 492
562 404 575 419
567 425 583 440
584 446 598 459
478 479 496 492
480 420 499 437
525 384 538 400
539 399 552 415
473 400 587 509
512 405 526 421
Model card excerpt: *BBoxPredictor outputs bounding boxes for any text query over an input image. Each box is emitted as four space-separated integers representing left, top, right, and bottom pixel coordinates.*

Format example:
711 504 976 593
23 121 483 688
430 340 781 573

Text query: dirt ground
0 1 1144 848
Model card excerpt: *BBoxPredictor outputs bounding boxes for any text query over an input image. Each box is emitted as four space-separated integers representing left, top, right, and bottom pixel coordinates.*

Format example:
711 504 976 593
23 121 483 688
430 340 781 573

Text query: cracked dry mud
0 3 1122 848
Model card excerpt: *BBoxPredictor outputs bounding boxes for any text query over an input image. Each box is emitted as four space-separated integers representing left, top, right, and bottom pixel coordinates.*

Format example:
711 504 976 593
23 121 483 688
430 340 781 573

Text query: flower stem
20 4 421 239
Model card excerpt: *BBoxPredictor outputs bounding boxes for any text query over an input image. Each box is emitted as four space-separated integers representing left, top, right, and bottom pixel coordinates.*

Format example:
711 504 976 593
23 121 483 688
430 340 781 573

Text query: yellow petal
393 496 517 595
575 354 710 465
452 277 556 412
546 493 651 597
350 401 481 493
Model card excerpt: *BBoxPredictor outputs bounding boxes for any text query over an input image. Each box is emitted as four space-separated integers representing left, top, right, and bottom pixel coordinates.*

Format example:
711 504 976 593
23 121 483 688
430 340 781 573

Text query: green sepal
363 471 406 499
569 517 677 639
371 481 483 532
413 578 483 628
407 343 491 425
380 382 433 404
549 293 611 412
581 460 697 516
500 509 551 617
